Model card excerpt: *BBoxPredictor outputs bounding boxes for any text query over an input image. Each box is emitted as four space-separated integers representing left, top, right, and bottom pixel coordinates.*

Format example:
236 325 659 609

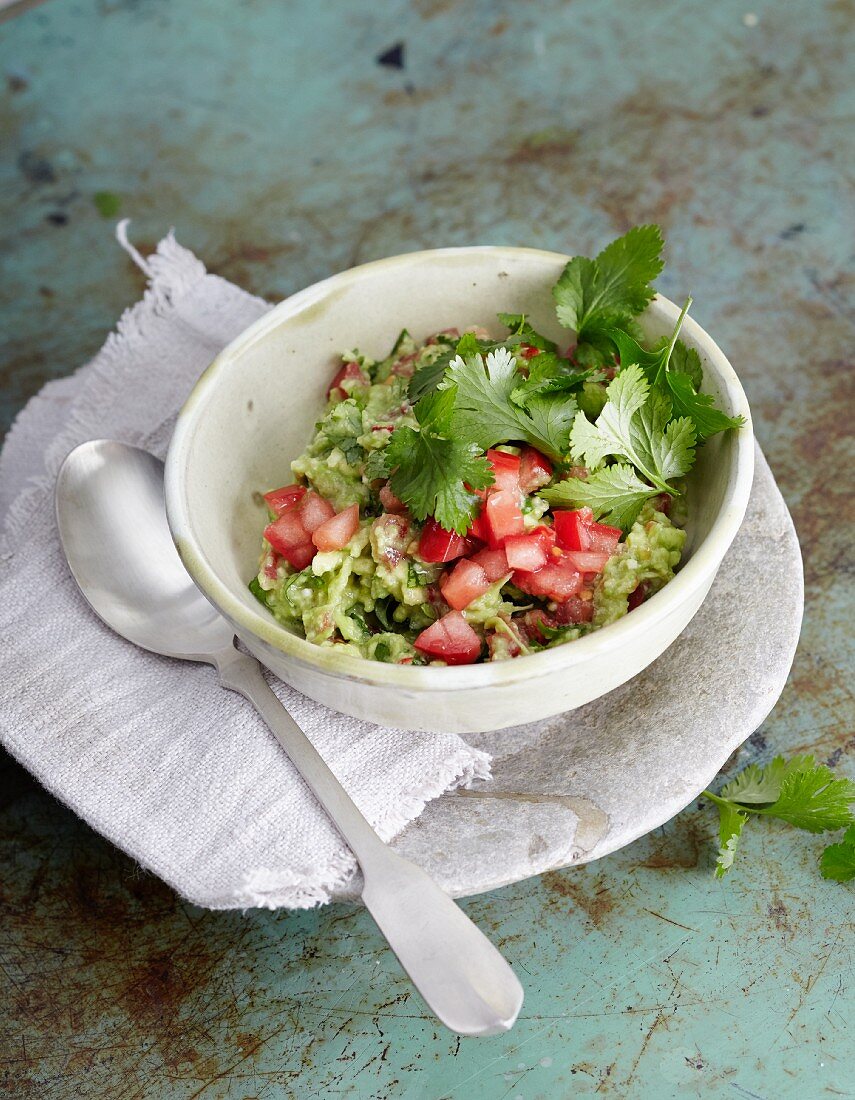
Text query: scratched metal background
1 0 853 1097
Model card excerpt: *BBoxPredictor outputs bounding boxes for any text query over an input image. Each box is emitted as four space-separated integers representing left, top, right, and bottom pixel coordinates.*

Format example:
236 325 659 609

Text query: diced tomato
519 344 541 360
553 507 622 555
587 521 622 554
419 518 470 563
513 557 584 601
628 582 648 611
312 503 360 552
654 493 672 516
467 503 491 543
440 559 492 611
264 509 315 570
470 546 511 582
264 509 309 553
518 447 552 493
414 611 482 665
298 491 336 534
263 554 280 580
553 508 594 550
486 449 521 494
484 489 525 548
561 549 611 574
263 483 306 516
285 542 317 571
504 533 549 572
379 483 406 513
553 595 594 624
327 359 369 399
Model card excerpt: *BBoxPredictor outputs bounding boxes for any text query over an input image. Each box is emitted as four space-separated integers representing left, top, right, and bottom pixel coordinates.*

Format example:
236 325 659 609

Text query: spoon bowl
56 439 233 659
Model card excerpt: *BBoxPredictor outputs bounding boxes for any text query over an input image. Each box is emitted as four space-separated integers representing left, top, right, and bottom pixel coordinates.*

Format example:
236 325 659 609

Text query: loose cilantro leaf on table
553 224 664 364
820 825 855 882
702 755 855 880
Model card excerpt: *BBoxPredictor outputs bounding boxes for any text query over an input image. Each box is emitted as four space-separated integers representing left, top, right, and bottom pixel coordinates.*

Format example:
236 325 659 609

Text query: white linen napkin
0 225 490 910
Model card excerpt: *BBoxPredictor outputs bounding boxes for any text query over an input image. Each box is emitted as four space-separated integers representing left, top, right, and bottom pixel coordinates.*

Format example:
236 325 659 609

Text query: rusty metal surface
0 0 852 1096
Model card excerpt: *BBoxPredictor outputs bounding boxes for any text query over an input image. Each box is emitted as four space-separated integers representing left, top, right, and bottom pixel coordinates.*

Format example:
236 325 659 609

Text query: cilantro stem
654 295 693 386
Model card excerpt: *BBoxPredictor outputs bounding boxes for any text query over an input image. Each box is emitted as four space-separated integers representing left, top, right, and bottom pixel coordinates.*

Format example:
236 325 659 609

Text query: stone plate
379 443 803 901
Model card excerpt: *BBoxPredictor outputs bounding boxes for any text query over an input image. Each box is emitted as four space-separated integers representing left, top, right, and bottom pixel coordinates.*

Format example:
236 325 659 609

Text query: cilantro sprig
540 363 696 528
702 755 855 880
382 225 742 532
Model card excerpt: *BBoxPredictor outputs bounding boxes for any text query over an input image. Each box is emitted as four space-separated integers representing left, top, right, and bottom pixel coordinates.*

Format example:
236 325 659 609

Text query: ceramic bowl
164 247 754 733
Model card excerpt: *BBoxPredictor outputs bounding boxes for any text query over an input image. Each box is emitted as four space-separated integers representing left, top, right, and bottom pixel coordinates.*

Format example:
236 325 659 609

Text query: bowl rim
165 245 755 691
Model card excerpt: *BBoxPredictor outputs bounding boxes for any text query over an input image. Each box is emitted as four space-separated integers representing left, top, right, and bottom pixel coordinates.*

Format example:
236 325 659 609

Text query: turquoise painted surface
0 0 852 1097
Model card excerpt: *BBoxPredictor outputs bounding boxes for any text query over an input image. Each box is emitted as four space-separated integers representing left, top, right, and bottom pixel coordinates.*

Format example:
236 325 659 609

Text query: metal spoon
55 439 523 1037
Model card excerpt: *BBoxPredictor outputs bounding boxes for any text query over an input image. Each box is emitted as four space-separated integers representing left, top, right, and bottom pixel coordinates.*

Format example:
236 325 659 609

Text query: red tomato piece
628 582 648 611
518 447 553 493
553 595 595 624
312 503 360 552
440 560 492 611
414 611 483 665
298 491 336 534
561 549 612 574
379 483 406 513
285 542 317 571
264 509 309 554
519 344 541 360
587 521 622 554
470 547 511 583
327 360 368 399
504 533 548 572
466 503 490 544
512 558 584 601
419 518 469 563
552 508 594 551
263 483 306 516
484 489 525 548
486 449 521 494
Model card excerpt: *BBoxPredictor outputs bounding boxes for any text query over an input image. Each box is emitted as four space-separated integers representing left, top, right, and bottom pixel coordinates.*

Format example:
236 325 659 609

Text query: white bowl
165 247 754 733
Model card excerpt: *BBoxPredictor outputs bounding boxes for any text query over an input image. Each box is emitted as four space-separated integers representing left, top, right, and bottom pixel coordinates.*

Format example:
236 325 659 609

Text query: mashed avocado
251 328 690 665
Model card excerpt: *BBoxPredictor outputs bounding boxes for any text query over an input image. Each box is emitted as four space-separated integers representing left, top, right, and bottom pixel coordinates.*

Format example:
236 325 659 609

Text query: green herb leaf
820 825 855 882
757 765 855 834
720 754 815 804
248 577 271 607
665 371 745 442
703 755 855 881
386 426 492 534
714 802 749 878
497 312 557 353
569 364 696 491
444 346 576 459
540 463 661 530
670 339 704 389
553 225 664 340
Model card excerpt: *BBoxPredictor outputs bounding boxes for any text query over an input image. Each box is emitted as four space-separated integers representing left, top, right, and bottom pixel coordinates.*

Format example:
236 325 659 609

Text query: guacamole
250 328 688 665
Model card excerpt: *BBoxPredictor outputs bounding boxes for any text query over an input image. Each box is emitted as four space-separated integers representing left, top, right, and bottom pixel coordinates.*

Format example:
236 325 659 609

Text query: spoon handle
216 647 523 1037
